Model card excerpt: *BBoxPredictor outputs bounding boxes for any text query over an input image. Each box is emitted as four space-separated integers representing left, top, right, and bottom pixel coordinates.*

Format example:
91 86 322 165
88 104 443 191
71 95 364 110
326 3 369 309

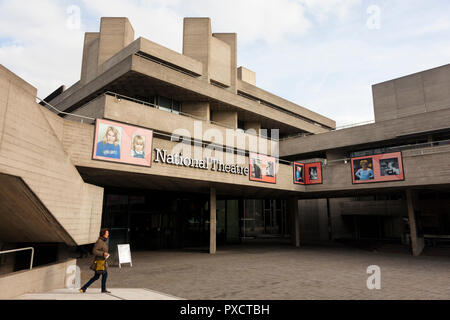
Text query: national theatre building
1 17 450 286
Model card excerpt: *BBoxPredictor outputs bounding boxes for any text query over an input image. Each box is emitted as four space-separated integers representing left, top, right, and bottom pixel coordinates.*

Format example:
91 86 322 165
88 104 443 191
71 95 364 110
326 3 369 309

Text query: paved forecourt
16 288 182 300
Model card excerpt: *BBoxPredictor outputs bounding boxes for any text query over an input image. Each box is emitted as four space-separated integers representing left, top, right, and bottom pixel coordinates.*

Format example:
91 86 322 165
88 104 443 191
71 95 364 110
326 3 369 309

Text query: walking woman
79 228 111 293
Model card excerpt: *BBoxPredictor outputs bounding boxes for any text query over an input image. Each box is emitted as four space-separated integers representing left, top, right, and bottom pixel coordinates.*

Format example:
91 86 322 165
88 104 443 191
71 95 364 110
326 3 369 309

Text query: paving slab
16 288 182 300
76 243 450 300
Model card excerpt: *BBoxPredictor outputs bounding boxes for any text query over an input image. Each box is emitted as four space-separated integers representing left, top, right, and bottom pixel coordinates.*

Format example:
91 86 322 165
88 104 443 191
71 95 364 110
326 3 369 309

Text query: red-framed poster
305 162 323 185
351 152 404 184
293 162 305 185
249 153 277 184
92 119 153 167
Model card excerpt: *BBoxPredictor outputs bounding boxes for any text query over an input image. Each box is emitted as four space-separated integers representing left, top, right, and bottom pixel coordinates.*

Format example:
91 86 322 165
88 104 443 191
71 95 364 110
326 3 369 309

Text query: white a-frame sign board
117 244 132 268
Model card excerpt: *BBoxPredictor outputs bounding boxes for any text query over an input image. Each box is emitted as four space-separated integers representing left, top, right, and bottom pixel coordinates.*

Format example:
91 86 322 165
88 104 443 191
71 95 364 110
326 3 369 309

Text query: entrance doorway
242 199 290 240
102 189 291 250
102 189 208 251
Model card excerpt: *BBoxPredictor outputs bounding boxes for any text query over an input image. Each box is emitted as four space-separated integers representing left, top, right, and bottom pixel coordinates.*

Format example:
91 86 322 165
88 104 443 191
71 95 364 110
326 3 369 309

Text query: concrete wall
183 18 211 80
214 33 237 93
80 33 100 84
280 106 450 157
85 94 277 155
139 37 203 75
211 110 237 129
182 18 235 88
304 144 450 194
65 94 106 124
0 259 76 299
131 55 329 134
237 80 336 129
80 18 134 84
373 64 450 122
0 65 104 246
182 101 210 120
209 37 231 87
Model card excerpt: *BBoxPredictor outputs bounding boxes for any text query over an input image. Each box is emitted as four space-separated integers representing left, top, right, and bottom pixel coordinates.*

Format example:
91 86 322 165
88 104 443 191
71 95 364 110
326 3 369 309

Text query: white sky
1 0 449 127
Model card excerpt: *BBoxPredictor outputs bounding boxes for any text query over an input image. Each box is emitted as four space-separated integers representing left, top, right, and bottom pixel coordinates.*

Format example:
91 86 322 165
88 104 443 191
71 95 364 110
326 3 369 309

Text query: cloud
181 0 312 45
301 0 362 23
80 0 184 52
1 0 449 127
0 0 85 97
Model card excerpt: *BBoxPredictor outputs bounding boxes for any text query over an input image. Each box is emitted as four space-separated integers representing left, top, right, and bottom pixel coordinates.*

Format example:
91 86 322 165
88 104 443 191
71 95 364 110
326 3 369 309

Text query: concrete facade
373 64 450 122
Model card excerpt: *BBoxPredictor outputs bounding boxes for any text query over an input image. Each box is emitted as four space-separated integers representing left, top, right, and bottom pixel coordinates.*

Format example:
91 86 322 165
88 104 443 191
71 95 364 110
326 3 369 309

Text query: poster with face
93 119 153 167
305 162 323 185
293 162 305 185
352 158 375 182
351 152 404 184
249 153 277 184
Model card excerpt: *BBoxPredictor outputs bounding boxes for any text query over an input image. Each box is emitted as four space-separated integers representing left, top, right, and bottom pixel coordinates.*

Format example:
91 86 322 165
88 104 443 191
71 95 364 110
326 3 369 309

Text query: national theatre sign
154 148 250 176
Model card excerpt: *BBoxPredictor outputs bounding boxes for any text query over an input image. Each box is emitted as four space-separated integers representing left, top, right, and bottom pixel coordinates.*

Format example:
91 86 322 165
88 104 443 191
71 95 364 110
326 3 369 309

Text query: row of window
134 95 182 115
132 95 285 138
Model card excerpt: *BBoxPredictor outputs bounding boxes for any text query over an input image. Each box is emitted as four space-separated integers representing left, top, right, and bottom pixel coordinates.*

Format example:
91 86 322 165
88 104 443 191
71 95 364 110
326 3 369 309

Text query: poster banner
305 162 323 185
249 153 277 184
351 152 404 184
93 119 153 167
293 162 305 185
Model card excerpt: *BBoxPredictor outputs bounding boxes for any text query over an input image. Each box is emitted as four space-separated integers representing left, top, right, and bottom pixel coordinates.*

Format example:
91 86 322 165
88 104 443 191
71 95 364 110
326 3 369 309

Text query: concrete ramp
0 64 104 246
16 288 182 300
0 173 74 244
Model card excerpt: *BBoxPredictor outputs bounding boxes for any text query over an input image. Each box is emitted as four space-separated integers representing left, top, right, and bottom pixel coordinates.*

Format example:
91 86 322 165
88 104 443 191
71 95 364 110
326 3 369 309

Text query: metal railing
0 247 34 270
334 120 375 130
279 120 377 141
36 97 95 122
104 91 281 141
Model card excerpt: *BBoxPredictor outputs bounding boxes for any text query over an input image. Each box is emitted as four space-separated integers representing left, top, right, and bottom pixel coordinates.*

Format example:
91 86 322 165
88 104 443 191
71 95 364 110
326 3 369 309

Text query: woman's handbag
90 260 106 273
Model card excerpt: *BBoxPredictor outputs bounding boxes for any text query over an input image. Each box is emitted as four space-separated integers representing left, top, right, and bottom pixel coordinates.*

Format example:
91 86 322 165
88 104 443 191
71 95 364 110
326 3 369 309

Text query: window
173 101 181 115
158 96 172 113
156 96 182 115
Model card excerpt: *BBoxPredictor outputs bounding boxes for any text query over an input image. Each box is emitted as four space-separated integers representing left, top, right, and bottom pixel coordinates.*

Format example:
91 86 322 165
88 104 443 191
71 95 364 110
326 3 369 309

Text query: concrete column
210 187 217 254
183 18 211 81
406 189 425 256
80 32 100 84
98 17 135 69
288 198 300 248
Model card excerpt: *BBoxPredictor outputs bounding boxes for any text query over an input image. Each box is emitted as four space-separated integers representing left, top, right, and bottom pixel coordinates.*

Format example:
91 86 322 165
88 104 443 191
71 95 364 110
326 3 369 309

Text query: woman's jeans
81 271 108 292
